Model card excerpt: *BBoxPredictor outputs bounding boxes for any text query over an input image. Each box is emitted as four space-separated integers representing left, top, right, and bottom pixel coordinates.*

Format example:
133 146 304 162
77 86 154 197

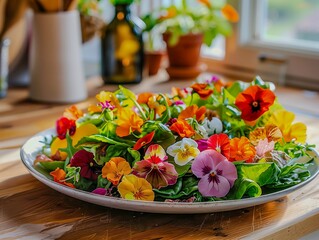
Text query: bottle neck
115 4 131 19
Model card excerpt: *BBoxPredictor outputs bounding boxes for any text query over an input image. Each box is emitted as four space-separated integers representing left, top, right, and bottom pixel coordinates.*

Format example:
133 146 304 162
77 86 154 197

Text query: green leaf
127 148 141 165
228 178 262 199
39 161 65 171
236 162 280 186
76 134 131 147
266 164 311 189
226 81 249 97
66 166 81 183
97 175 111 189
154 176 198 200
74 177 95 191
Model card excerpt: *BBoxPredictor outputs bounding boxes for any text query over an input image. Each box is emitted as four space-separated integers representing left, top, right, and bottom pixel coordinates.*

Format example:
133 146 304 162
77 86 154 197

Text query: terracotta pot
145 51 165 76
163 33 203 67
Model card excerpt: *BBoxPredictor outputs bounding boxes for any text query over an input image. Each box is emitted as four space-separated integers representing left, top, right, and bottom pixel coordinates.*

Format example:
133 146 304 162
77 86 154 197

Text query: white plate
20 128 319 214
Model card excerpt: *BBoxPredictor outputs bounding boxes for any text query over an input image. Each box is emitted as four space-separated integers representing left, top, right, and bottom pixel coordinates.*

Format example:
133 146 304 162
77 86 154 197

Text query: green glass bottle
101 3 144 84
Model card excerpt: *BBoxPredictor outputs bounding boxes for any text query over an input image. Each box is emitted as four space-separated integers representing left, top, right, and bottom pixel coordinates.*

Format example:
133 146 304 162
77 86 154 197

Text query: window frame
202 0 319 90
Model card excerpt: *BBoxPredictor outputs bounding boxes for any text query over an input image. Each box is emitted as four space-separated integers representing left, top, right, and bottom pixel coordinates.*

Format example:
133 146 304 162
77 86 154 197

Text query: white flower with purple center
191 150 237 197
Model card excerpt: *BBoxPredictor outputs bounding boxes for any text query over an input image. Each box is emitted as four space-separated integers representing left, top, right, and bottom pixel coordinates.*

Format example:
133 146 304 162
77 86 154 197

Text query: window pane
264 0 319 47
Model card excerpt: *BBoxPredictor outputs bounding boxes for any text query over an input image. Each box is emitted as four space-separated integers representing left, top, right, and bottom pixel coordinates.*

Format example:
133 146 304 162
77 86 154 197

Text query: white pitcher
29 10 87 103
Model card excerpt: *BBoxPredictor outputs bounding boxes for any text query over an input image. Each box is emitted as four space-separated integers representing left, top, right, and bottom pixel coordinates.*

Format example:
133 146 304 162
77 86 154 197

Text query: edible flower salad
35 76 316 202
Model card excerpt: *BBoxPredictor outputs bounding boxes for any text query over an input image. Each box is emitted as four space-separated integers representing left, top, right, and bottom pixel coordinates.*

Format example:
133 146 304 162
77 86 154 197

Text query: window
206 0 319 90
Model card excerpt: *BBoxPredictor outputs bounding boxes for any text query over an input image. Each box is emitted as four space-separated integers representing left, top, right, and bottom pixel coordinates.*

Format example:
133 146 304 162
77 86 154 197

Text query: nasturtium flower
207 133 230 159
133 131 155 150
118 175 154 201
137 92 153 104
235 85 276 122
170 119 195 138
167 138 200 166
63 105 83 120
202 117 223 136
229 137 256 163
70 150 99 181
102 157 132 185
116 108 144 137
249 124 283 145
191 83 214 99
268 109 307 143
221 4 239 22
51 123 99 160
56 117 76 140
132 144 178 189
50 168 75 188
178 105 206 123
191 150 237 197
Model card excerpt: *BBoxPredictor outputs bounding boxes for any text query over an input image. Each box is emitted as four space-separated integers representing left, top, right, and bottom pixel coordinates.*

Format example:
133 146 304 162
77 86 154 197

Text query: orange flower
50 168 75 188
178 105 206 123
102 157 132 185
148 95 166 117
63 105 83 120
222 4 239 23
235 85 275 122
191 83 214 99
229 137 256 163
171 87 188 99
198 0 211 8
88 104 102 114
249 124 283 145
170 119 195 138
133 131 155 150
137 92 153 104
159 6 177 21
116 108 144 137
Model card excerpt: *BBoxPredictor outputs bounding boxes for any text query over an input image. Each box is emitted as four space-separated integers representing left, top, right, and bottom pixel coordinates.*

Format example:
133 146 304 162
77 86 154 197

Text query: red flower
56 117 76 140
70 150 99 181
207 133 230 159
191 83 214 99
235 86 275 122
133 131 155 150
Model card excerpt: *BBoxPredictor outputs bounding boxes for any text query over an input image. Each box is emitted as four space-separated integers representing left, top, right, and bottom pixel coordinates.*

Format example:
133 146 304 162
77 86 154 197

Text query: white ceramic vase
29 11 87 103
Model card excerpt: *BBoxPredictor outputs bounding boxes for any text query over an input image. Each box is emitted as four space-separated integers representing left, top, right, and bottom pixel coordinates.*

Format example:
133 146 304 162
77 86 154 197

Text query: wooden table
1 73 319 240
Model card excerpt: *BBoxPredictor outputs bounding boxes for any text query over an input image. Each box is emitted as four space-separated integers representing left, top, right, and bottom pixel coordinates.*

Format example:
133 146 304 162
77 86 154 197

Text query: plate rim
20 128 319 214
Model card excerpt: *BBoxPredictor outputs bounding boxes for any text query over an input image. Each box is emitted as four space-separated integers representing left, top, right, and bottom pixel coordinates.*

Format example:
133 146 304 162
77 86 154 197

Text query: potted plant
142 14 166 76
151 0 239 78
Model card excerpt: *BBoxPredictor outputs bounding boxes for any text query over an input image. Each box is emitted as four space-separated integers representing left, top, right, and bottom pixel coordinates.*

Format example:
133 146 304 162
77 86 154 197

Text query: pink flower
70 150 99 181
256 138 275 159
191 150 237 197
196 139 208 152
132 144 178 189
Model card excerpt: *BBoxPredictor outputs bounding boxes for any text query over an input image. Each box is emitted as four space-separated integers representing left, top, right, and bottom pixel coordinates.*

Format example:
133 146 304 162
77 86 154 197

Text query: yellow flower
118 175 154 201
97 91 121 109
148 95 166 117
167 138 200 166
116 108 144 137
269 110 307 143
51 123 99 160
102 157 131 185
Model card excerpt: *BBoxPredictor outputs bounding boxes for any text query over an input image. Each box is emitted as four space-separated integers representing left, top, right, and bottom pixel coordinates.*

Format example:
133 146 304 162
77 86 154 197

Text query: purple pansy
191 150 237 197
70 150 99 181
